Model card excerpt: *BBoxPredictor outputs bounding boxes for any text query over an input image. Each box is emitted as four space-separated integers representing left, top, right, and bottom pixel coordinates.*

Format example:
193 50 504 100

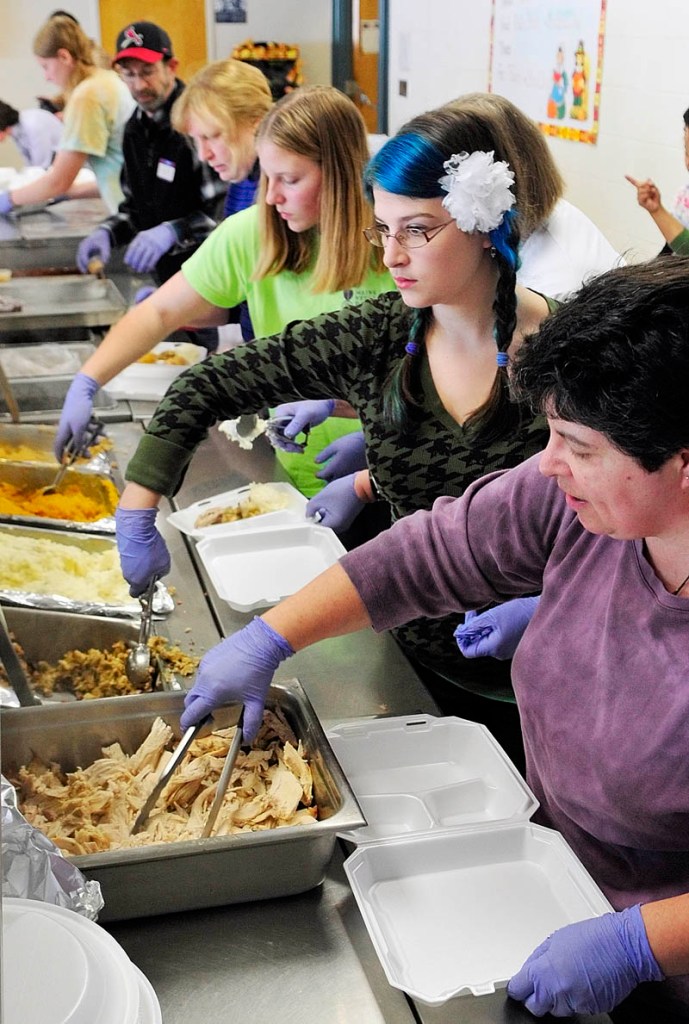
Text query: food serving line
0 202 611 1023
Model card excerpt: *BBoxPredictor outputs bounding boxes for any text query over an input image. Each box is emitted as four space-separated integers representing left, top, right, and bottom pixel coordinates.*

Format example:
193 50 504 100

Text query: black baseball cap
114 22 173 64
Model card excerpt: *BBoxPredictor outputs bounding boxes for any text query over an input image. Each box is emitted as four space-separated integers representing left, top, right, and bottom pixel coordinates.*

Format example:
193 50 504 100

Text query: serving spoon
125 578 157 688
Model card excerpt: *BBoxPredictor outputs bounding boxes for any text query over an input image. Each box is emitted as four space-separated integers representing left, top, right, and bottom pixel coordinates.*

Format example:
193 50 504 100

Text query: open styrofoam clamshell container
2 897 162 1024
167 480 308 540
196 521 346 612
103 341 205 401
327 714 613 1006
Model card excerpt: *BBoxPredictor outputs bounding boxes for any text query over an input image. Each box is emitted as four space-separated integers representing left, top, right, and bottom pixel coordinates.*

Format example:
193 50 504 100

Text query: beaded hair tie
405 341 420 356
496 351 509 367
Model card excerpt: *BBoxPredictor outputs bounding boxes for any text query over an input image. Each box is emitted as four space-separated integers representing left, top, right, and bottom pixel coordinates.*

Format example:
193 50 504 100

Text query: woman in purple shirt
176 258 689 1022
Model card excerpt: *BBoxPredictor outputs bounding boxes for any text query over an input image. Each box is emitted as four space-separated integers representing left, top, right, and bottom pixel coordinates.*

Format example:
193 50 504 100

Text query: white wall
210 0 331 87
387 0 689 261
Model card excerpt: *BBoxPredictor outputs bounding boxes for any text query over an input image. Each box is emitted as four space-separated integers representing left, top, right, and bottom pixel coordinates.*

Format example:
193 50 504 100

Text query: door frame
332 0 389 133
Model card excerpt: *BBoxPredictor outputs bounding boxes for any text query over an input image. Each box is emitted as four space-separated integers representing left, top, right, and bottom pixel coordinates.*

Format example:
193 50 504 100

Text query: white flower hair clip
439 150 515 233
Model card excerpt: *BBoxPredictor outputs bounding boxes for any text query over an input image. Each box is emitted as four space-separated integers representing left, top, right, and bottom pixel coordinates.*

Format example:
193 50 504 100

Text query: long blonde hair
253 85 382 293
171 58 272 141
33 15 96 97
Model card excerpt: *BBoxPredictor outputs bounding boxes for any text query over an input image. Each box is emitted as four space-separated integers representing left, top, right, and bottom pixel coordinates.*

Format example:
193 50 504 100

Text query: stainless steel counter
103 419 611 1024
0 198 111 271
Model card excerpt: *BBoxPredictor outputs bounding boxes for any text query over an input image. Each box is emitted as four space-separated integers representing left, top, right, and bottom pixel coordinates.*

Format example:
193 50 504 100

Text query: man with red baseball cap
76 21 224 320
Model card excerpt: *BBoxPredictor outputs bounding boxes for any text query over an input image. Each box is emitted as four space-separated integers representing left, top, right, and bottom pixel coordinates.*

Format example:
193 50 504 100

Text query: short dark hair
510 257 689 472
683 107 689 129
0 101 20 132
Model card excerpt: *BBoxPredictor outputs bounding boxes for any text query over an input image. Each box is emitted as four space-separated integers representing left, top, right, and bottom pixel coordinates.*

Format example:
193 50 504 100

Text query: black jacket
99 79 226 282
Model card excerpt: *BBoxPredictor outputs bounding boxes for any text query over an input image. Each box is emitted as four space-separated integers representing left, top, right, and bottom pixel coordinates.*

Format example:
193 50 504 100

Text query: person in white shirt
0 101 63 169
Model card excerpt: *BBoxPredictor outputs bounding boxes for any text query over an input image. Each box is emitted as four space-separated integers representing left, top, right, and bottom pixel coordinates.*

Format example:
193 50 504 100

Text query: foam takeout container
102 341 205 401
167 481 308 540
327 714 613 1006
196 521 345 612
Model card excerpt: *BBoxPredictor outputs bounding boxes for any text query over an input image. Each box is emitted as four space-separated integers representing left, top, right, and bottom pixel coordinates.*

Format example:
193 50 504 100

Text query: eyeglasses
363 220 454 249
117 63 161 83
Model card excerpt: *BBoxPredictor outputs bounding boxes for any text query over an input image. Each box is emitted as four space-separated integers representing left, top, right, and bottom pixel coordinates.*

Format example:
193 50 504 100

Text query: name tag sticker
157 158 176 182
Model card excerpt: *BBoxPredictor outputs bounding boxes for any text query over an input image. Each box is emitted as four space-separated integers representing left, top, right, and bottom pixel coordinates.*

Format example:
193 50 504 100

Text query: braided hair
365 109 523 437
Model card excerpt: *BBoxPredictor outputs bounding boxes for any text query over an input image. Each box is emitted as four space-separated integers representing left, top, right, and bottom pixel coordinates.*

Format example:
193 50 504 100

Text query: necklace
673 570 689 596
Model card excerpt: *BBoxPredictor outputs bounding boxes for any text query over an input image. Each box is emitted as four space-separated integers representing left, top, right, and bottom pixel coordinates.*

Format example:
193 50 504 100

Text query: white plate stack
2 898 162 1023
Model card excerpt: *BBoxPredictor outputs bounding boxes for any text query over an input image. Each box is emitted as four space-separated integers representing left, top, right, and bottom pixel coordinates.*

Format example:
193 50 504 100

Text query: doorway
98 0 208 80
332 0 388 134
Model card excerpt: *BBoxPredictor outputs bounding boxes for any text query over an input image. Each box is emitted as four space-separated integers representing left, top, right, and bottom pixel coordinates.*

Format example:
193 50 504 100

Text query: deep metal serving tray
0 462 119 533
0 275 127 331
0 376 118 419
1 684 365 921
0 523 140 616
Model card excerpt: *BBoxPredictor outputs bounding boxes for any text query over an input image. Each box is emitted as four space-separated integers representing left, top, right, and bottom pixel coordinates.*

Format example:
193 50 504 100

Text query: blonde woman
0 15 133 215
55 85 391 463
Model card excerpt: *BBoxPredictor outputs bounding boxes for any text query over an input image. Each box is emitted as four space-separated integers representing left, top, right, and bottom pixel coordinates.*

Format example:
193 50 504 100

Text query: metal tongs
202 707 245 838
41 418 104 495
131 716 211 834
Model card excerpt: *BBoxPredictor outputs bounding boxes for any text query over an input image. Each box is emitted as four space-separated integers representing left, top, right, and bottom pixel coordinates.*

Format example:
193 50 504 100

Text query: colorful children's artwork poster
489 0 607 144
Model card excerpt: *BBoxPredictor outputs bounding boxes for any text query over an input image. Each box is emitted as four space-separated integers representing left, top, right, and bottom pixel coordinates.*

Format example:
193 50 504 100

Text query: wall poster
489 0 607 144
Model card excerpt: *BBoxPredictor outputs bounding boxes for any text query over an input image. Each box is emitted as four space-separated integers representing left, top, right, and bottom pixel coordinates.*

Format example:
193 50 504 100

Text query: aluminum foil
1 775 104 920
0 583 175 619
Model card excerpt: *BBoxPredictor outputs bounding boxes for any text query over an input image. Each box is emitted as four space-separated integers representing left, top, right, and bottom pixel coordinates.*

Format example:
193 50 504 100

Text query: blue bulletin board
489 0 607 144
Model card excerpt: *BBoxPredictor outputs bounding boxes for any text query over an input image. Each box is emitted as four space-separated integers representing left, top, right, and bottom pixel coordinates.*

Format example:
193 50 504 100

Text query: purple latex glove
76 227 112 273
124 223 176 273
53 372 100 460
180 617 295 741
306 473 365 532
507 905 663 1017
315 431 367 482
115 506 171 598
269 399 335 453
0 191 14 216
134 285 156 304
454 595 540 660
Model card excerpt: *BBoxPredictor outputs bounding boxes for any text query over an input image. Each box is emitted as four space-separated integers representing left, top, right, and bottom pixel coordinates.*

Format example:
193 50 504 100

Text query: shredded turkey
10 708 317 855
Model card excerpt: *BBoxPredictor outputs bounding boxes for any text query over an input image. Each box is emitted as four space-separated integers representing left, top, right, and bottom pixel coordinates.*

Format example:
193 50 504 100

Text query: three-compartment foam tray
327 714 612 1006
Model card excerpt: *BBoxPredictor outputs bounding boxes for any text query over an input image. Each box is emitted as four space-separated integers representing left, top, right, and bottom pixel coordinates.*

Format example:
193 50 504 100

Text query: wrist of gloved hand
315 431 367 482
507 904 664 1017
305 473 365 533
0 191 14 216
454 595 540 660
124 223 177 273
76 227 111 273
115 505 171 597
53 372 101 461
271 399 336 447
180 617 295 739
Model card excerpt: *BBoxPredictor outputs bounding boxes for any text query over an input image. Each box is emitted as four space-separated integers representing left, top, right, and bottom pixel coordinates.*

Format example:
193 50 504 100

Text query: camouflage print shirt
127 290 551 688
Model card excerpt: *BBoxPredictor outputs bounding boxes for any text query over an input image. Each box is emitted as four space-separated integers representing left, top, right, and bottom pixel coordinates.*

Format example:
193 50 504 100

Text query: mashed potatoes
0 533 131 604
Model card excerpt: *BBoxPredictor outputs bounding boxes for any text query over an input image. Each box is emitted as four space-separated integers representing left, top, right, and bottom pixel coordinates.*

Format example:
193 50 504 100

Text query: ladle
125 578 157 688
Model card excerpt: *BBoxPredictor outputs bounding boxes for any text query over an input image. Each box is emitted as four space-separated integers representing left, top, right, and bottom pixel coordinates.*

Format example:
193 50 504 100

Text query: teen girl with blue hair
114 102 556 766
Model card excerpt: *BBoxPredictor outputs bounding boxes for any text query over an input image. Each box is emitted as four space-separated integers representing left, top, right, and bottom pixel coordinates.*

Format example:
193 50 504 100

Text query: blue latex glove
269 399 335 453
133 285 156 304
180 617 295 741
306 473 365 533
315 431 367 482
0 191 14 216
507 905 664 1017
76 227 111 273
53 372 100 460
115 506 171 598
124 223 177 273
454 595 540 660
